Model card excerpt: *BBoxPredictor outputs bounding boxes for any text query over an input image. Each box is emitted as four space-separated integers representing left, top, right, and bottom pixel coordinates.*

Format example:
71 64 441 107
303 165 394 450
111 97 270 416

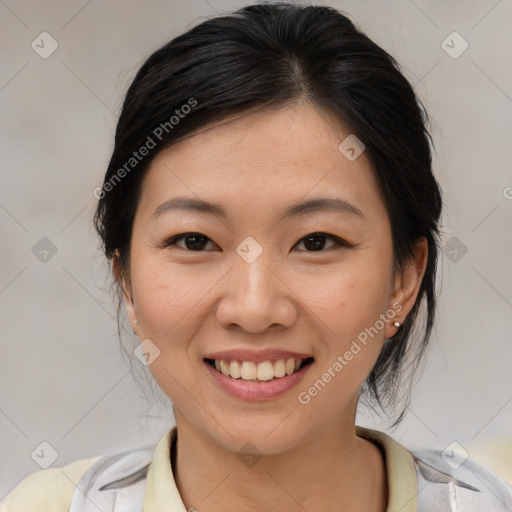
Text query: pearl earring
393 321 400 328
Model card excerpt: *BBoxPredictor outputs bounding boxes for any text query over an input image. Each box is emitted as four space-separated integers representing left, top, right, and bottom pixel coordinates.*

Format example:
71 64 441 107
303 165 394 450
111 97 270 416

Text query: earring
393 321 400 328
134 320 139 324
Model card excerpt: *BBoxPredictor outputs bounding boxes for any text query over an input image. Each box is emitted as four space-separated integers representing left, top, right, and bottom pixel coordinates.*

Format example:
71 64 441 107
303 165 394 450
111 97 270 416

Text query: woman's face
122 102 424 455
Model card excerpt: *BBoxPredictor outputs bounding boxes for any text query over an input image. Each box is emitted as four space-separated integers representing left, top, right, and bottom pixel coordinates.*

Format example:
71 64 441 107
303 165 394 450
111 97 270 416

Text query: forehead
136 103 385 222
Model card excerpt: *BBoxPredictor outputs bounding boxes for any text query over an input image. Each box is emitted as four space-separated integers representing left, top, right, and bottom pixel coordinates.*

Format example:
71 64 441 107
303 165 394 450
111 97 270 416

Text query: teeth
257 361 274 381
273 359 285 378
220 360 230 376
211 357 309 381
229 360 241 378
240 361 257 380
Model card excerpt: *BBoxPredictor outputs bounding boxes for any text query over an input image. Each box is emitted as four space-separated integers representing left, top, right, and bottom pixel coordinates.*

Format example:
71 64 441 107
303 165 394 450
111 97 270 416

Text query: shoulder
411 448 512 511
357 427 512 511
0 456 99 512
1 441 156 512
1 430 169 512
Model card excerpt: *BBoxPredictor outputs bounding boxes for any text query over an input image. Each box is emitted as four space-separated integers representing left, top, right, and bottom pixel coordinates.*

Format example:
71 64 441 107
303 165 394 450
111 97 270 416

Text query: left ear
386 237 429 337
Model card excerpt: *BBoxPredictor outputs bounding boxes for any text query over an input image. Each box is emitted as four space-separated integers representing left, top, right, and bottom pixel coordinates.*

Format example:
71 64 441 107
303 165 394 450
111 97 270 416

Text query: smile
203 357 315 401
205 357 314 382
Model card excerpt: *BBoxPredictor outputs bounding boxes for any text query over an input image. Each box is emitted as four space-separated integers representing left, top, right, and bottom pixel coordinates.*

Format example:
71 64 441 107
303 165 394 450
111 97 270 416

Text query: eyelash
162 232 350 253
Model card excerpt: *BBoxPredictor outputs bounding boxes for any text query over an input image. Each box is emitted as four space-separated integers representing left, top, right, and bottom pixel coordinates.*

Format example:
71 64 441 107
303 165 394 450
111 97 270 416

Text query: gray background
1 0 511 499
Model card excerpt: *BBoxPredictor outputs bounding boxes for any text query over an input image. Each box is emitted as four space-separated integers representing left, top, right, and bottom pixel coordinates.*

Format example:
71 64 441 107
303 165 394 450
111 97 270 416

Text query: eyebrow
151 196 364 221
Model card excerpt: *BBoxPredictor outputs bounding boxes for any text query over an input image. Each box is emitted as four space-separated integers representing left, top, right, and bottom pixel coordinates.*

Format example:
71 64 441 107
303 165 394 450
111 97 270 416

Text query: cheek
291 254 393 398
131 257 212 336
294 269 392 411
292 256 393 334
129 258 211 403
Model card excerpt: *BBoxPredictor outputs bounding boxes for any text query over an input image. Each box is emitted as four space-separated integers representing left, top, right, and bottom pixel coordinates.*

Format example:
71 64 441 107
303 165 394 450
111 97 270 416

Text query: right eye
163 232 217 251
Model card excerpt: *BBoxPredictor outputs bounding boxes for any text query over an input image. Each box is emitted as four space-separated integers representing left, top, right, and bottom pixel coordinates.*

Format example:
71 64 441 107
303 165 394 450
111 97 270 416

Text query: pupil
305 234 325 251
186 234 207 250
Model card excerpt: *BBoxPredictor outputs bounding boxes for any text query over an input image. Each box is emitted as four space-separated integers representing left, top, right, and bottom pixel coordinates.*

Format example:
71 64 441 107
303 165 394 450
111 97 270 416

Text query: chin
208 413 312 457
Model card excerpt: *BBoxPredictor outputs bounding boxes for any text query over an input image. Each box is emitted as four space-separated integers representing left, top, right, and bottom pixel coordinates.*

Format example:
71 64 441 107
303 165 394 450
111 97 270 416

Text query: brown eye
294 232 347 252
164 233 216 251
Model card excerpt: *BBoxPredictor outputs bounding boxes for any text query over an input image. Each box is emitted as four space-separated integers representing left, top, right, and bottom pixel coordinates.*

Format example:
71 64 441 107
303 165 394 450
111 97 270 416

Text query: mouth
204 356 315 382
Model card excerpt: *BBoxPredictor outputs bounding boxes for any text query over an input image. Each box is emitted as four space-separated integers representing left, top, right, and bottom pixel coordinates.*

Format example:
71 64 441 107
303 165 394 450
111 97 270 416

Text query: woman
2 3 511 511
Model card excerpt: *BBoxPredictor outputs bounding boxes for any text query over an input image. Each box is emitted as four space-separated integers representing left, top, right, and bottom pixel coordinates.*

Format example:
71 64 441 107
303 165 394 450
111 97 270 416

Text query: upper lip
204 349 314 363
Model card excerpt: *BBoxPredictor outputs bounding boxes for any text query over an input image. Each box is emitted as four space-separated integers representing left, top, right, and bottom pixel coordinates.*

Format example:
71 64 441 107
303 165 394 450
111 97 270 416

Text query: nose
214 251 298 334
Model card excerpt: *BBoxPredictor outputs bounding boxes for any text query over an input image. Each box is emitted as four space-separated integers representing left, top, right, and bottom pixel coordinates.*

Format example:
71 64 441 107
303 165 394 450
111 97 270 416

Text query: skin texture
118 101 428 512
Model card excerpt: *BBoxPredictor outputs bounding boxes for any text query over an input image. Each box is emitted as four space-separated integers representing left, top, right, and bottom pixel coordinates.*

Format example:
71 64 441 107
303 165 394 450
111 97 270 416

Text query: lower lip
204 360 313 401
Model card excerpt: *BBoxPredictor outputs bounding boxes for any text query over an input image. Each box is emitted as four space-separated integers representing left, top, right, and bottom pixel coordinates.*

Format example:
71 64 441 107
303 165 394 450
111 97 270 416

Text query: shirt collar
356 426 418 512
143 426 417 512
143 426 184 510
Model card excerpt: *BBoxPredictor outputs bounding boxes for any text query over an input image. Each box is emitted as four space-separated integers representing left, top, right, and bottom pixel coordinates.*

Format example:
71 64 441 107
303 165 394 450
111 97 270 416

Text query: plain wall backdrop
1 0 511 499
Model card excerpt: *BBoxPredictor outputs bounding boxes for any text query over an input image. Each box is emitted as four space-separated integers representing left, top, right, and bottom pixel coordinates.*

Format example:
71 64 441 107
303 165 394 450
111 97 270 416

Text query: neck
171 414 387 512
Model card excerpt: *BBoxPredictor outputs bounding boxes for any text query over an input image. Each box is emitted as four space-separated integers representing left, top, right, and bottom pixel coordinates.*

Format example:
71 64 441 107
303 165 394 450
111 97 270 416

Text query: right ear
113 249 138 332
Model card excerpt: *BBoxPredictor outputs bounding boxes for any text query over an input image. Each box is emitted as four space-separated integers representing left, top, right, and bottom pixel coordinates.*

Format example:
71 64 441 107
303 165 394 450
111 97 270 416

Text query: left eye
293 232 346 252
